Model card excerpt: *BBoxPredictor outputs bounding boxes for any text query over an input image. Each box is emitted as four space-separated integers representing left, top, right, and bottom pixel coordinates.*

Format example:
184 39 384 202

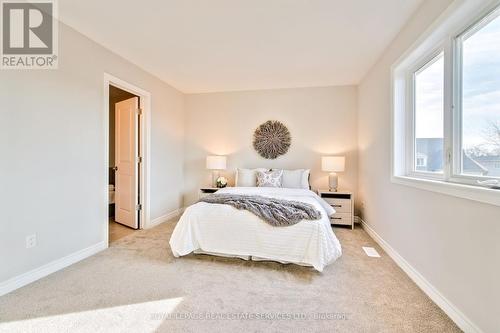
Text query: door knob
112 166 118 171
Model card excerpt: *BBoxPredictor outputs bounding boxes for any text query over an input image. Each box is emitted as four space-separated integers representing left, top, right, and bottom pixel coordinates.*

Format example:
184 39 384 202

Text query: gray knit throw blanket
199 193 321 227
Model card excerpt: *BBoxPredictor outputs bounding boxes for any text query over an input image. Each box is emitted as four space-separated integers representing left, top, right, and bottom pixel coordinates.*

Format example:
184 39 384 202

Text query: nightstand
318 190 354 229
199 187 219 199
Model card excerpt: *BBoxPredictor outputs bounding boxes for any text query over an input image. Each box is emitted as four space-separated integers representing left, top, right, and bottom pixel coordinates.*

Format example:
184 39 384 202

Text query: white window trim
391 175 500 206
391 0 500 207
407 48 445 180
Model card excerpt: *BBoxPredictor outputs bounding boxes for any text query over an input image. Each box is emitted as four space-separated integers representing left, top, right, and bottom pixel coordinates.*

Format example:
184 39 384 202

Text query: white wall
0 22 185 283
184 86 358 206
357 0 500 332
2 3 498 331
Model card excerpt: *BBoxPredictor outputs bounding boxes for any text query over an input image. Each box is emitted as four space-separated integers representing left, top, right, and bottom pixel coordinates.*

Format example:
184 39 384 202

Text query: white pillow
256 169 283 187
235 168 267 187
281 169 310 189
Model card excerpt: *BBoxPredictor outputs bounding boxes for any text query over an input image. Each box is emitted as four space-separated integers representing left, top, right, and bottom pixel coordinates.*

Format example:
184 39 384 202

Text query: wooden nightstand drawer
318 190 354 230
323 198 351 213
330 213 352 226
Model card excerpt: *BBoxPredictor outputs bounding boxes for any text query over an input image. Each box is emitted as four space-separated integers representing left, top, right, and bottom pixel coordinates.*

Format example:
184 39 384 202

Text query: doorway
109 86 139 242
104 74 151 245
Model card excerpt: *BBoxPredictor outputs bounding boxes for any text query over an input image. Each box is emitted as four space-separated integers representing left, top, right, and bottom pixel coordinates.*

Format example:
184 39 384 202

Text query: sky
415 54 444 139
415 10 500 152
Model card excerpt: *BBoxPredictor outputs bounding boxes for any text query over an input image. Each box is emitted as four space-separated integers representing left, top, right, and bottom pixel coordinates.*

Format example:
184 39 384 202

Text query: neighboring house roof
471 155 500 163
463 153 488 175
415 138 493 176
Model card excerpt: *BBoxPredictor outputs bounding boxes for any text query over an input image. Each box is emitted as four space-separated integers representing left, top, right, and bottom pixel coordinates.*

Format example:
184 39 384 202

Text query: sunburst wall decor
253 120 291 159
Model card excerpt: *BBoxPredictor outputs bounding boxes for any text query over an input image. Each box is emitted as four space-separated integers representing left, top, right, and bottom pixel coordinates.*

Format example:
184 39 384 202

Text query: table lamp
321 156 345 192
206 155 227 187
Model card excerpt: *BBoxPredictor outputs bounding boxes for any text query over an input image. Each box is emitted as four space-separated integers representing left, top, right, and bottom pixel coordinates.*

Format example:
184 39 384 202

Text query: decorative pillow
256 169 283 187
235 168 267 187
281 169 310 189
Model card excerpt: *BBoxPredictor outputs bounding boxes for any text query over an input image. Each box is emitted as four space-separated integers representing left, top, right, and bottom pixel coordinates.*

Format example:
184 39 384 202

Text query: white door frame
103 73 151 242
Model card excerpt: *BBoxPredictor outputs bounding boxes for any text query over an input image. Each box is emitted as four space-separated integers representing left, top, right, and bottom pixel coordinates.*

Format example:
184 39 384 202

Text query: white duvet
169 187 342 271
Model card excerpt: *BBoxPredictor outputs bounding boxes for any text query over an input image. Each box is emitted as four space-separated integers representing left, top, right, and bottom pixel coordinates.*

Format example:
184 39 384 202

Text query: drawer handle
332 204 342 208
332 217 342 220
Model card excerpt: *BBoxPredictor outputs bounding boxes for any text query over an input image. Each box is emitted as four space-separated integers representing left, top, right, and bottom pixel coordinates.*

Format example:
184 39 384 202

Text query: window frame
450 4 500 185
407 48 446 180
391 0 500 207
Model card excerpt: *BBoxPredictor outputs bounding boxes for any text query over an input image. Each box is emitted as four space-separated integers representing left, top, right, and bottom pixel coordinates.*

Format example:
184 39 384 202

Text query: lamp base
212 170 220 187
328 172 338 192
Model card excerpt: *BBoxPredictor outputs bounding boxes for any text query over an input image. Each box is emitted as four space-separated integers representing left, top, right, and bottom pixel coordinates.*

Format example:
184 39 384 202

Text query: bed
169 186 342 272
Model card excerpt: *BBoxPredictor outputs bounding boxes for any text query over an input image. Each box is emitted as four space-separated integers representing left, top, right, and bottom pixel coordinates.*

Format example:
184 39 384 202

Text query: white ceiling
59 0 423 93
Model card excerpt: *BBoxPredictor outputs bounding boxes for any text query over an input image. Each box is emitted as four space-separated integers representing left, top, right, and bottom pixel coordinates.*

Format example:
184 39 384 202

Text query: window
392 1 500 205
458 10 500 178
416 154 428 169
414 53 444 174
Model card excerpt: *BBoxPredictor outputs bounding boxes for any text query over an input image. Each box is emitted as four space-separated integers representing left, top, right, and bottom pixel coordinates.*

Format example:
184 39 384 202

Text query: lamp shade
206 155 227 170
321 156 345 172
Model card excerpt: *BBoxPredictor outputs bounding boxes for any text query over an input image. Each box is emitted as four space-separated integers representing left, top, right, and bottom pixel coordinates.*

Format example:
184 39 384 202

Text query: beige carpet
0 219 460 333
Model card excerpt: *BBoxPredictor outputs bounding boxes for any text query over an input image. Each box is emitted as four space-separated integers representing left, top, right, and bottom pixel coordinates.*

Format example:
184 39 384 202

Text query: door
115 97 139 229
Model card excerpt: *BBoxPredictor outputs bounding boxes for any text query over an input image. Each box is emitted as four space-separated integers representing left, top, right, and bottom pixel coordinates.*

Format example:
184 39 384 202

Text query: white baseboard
0 241 107 297
360 219 482 333
1 207 185 296
148 208 184 228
